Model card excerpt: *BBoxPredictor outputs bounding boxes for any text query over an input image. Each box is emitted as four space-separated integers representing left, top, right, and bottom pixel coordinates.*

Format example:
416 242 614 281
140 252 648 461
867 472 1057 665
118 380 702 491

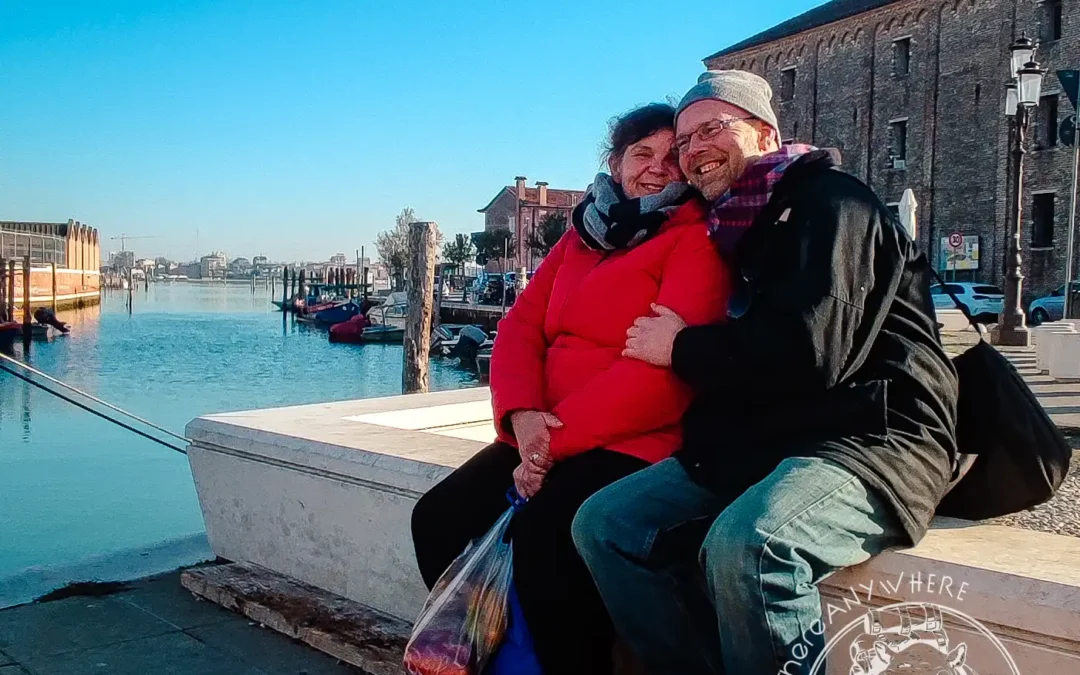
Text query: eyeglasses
675 117 754 153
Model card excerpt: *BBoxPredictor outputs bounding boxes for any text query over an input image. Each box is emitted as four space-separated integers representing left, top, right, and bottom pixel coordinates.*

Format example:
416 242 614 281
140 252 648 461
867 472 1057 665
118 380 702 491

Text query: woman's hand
510 410 562 471
513 462 547 499
623 304 687 367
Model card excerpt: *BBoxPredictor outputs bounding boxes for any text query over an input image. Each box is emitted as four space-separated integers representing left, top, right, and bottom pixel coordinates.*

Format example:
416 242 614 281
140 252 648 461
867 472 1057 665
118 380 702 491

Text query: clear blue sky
0 0 820 263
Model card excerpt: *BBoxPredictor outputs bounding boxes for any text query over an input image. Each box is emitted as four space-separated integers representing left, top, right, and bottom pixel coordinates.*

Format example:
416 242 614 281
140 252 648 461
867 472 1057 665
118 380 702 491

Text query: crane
110 234 158 252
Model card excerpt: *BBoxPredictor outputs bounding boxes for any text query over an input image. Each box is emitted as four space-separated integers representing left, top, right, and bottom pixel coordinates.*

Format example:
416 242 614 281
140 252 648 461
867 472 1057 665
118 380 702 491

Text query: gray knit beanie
676 70 779 134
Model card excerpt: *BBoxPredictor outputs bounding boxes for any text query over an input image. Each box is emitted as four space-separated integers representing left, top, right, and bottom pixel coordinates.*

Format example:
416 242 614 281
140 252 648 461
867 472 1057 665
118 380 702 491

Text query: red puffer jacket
490 199 731 464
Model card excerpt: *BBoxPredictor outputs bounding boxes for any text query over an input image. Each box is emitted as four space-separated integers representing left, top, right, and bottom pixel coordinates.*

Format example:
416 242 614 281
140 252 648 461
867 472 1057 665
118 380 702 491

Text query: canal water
0 283 477 606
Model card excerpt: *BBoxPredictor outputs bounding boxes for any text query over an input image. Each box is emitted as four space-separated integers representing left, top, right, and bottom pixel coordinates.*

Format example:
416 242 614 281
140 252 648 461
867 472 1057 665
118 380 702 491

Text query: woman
410 103 731 674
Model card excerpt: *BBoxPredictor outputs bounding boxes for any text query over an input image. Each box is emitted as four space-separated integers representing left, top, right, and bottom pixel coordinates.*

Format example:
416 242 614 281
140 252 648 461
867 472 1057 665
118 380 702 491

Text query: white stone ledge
187 388 1080 671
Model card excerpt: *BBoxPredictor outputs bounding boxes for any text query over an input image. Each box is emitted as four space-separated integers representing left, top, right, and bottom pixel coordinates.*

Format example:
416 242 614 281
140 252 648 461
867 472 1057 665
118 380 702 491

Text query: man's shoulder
788 165 885 213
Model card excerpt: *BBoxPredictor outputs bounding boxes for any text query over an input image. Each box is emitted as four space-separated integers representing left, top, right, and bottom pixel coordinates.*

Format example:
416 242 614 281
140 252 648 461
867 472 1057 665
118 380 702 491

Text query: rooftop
705 0 903 60
477 185 585 213
0 220 97 238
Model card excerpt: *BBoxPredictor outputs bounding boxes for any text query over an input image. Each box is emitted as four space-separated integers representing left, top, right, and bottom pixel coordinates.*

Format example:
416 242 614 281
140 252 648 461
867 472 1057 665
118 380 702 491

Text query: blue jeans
572 456 905 675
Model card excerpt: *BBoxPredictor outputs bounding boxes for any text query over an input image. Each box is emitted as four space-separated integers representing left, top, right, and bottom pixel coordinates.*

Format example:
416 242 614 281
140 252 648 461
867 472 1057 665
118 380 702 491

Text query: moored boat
359 324 406 343
328 314 370 344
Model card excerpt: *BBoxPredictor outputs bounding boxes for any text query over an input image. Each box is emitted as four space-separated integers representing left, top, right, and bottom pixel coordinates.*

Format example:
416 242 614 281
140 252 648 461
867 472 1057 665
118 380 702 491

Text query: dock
439 300 506 332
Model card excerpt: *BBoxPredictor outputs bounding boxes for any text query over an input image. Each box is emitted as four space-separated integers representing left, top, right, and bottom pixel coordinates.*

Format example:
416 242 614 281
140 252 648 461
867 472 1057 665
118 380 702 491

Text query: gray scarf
571 173 692 251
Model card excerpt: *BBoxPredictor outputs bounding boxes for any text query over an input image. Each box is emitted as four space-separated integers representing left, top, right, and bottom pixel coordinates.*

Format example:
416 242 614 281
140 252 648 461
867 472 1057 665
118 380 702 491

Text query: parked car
1028 282 1080 325
929 282 1005 324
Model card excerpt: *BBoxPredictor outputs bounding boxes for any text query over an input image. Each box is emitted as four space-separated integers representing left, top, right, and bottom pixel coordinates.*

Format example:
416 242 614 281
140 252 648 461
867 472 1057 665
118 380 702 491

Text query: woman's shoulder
665 196 710 229
662 199 716 248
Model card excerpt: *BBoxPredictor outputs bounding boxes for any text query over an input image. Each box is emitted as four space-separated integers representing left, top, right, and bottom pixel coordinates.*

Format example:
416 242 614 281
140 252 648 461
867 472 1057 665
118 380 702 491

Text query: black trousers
411 441 647 675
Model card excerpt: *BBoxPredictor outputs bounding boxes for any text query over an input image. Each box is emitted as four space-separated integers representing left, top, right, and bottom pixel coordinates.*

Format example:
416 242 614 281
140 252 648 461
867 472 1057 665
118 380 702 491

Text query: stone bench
186 389 1080 673
935 308 973 332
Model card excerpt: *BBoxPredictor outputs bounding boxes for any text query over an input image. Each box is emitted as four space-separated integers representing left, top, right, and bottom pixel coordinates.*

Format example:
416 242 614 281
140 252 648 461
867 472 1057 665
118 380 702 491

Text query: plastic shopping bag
404 496 519 675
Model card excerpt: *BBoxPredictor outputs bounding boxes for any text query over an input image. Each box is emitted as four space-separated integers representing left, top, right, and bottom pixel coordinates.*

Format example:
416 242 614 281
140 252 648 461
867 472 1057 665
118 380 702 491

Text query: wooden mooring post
403 221 437 394
50 262 58 312
22 256 31 347
0 258 7 323
6 260 15 324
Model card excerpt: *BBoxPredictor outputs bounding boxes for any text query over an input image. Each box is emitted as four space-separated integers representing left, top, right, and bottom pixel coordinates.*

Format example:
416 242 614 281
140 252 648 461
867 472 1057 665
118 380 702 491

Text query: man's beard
692 167 735 201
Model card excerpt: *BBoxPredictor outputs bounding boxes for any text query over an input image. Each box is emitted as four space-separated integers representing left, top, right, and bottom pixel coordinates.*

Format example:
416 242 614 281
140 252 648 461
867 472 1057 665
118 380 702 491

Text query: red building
477 176 584 270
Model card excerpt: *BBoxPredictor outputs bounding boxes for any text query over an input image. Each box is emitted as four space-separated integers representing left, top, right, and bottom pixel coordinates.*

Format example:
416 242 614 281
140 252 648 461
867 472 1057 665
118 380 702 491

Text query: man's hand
510 410 562 471
513 461 547 499
623 304 687 367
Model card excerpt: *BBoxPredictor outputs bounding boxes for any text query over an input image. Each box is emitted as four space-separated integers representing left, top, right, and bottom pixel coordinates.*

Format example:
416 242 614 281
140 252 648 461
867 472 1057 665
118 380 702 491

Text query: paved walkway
0 571 365 675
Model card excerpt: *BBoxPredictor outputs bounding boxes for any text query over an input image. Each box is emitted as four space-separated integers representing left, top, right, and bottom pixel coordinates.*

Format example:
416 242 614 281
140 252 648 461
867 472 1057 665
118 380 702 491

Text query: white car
930 282 1005 323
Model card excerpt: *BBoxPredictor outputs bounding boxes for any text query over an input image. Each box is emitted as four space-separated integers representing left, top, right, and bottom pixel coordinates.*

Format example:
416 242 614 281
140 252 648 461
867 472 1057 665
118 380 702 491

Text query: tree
375 208 413 291
474 228 513 268
375 207 444 291
525 212 567 258
442 233 477 272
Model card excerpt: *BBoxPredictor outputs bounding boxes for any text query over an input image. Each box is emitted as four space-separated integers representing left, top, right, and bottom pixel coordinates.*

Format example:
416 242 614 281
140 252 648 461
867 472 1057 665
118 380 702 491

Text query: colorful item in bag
404 490 525 675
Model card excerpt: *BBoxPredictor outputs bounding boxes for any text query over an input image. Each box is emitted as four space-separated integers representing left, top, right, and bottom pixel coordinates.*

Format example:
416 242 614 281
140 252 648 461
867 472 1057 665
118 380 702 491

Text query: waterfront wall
6 266 101 311
187 390 1080 671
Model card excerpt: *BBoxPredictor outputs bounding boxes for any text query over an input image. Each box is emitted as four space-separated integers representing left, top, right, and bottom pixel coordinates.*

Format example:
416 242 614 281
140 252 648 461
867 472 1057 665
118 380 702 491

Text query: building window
780 68 796 102
1032 193 1056 248
889 120 908 166
1038 94 1059 149
1042 0 1064 41
893 38 911 76
975 83 981 103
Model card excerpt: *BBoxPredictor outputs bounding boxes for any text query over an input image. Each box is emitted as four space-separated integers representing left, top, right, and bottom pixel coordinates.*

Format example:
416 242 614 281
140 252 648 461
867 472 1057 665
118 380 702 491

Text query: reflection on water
0 284 477 581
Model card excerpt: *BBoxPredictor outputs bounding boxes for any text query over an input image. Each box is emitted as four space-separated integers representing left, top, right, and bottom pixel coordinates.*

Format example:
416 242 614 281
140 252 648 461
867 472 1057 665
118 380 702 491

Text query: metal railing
0 231 67 266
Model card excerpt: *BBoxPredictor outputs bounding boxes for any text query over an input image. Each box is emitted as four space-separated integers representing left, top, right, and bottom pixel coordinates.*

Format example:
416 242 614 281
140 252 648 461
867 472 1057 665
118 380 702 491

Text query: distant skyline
1 0 823 262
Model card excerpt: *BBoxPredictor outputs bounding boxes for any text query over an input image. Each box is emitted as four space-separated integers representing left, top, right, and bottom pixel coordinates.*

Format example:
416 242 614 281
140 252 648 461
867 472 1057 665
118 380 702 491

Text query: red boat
328 314 372 344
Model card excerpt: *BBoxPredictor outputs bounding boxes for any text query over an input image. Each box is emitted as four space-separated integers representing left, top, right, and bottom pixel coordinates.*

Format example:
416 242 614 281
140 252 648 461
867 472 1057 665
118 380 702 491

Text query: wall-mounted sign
940 235 980 271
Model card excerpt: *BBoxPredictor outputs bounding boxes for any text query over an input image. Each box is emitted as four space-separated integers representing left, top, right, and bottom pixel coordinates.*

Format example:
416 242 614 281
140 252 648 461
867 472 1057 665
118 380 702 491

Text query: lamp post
994 38 1046 347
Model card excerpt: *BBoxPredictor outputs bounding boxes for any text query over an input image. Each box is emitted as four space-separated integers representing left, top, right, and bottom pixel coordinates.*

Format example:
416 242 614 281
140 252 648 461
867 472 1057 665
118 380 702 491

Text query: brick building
478 176 585 270
1 219 100 271
707 0 1076 300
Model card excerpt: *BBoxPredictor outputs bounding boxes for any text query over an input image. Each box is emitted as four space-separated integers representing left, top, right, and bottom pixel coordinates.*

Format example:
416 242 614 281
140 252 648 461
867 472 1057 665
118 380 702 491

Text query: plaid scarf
573 173 692 251
708 144 817 255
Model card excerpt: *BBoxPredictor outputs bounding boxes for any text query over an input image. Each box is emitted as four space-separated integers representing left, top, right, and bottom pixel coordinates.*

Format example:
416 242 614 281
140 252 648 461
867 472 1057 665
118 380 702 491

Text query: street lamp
994 38 1047 347
1009 37 1036 78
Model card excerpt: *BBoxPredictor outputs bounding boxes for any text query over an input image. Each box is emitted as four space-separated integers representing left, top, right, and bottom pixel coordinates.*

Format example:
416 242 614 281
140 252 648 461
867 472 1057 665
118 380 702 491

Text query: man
571 70 959 674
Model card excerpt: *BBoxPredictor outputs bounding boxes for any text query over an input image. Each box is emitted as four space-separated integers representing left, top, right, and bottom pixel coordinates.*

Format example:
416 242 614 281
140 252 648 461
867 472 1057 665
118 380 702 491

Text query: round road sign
949 233 963 249
1061 114 1076 147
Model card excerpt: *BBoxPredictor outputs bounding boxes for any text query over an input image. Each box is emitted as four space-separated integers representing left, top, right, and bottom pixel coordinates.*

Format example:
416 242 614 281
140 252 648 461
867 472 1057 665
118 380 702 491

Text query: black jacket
673 150 959 544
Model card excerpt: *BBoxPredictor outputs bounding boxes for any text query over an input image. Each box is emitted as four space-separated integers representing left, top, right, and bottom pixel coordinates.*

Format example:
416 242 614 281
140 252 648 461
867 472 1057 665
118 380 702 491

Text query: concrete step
181 563 408 675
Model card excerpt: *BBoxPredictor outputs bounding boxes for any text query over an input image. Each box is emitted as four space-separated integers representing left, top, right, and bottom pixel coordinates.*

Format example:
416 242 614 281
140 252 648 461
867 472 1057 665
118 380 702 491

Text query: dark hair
603 103 677 165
